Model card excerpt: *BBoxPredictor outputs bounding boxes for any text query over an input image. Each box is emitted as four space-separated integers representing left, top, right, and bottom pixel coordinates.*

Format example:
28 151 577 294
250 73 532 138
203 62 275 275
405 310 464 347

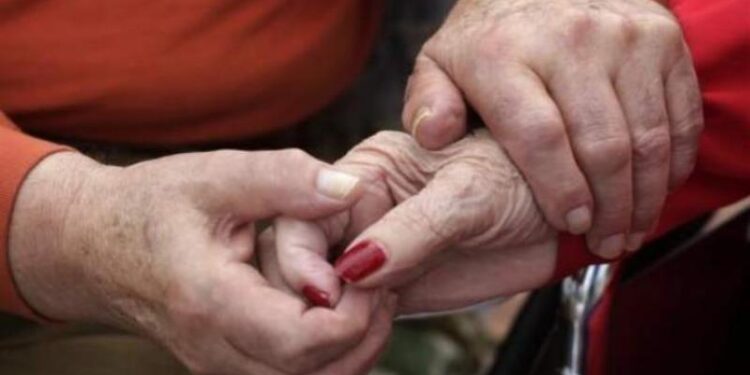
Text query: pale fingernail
565 206 592 234
410 107 433 138
626 232 646 252
316 169 360 200
596 233 625 259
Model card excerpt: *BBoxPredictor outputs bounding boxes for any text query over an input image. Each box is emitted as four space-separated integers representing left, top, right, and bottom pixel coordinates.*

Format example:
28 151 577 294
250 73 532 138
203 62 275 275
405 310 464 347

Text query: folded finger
275 216 342 308
665 52 704 189
550 68 633 258
463 64 593 234
403 54 468 150
615 65 671 252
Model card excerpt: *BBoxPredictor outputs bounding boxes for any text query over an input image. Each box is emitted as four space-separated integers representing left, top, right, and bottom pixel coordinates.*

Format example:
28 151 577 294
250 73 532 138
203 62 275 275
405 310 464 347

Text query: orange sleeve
553 0 750 279
0 113 69 319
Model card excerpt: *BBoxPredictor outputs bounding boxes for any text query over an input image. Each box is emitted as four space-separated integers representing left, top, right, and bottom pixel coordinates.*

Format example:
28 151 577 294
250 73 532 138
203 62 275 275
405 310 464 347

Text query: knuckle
641 14 682 43
364 131 411 149
563 9 596 32
518 119 566 151
475 29 514 61
550 179 590 212
475 32 500 58
672 107 705 144
632 128 671 167
578 135 632 175
278 148 312 165
560 9 603 46
411 54 433 76
165 283 213 331
348 131 424 177
205 150 247 173
607 14 638 43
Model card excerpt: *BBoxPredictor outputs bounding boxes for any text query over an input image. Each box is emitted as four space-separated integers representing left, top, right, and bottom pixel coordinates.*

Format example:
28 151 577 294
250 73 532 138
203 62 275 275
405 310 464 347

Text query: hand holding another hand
403 0 704 258
267 130 558 314
9 150 396 375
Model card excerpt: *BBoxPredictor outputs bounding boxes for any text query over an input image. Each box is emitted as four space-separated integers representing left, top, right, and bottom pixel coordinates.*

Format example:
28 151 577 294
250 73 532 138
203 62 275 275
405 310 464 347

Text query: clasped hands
7 0 705 373
10 130 556 375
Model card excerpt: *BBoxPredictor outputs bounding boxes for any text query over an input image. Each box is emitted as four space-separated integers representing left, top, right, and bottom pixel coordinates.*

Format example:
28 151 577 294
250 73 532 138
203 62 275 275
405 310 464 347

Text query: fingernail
626 232 646 253
302 285 331 308
565 206 592 234
596 233 626 259
334 240 387 283
316 168 360 200
411 107 432 138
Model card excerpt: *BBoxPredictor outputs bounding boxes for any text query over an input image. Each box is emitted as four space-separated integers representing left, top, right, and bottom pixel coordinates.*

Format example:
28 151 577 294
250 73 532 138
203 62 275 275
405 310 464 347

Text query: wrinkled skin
402 0 704 258
10 150 396 375
266 130 558 314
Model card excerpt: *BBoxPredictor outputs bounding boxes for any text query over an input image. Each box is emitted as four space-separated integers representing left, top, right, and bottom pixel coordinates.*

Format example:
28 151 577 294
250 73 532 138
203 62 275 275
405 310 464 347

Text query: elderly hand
402 0 704 258
266 130 558 314
9 150 396 375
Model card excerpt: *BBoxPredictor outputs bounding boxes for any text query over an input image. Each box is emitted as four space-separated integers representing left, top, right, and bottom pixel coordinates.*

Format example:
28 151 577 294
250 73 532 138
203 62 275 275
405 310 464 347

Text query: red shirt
553 0 749 373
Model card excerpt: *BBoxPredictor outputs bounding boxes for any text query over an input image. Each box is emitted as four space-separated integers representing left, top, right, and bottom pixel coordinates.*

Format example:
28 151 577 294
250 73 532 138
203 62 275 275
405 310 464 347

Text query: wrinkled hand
9 150 396 375
402 0 703 258
265 130 558 314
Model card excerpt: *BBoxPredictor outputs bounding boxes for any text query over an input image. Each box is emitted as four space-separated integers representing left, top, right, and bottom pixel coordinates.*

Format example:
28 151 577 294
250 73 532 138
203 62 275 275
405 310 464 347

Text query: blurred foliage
373 313 498 375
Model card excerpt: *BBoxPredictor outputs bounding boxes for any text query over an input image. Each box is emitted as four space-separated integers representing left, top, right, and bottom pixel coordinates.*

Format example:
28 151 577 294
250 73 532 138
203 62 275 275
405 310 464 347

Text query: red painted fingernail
334 240 387 283
302 285 331 308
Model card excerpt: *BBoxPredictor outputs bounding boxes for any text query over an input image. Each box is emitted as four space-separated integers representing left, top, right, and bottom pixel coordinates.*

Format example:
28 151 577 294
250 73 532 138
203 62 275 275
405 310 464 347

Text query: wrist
8 151 115 322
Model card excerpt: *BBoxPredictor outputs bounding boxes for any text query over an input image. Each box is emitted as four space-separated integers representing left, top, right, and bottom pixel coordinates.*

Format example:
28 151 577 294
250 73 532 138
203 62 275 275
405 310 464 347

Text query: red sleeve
553 0 750 279
0 113 69 319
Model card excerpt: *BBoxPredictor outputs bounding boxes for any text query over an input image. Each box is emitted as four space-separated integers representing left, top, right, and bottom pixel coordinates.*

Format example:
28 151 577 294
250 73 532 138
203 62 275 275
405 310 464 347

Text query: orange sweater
2 0 748 323
0 0 382 318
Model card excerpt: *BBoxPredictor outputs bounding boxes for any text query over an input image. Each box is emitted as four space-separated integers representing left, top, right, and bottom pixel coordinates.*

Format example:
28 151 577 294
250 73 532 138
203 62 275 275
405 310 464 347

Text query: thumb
403 54 468 150
205 149 363 219
334 166 489 288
